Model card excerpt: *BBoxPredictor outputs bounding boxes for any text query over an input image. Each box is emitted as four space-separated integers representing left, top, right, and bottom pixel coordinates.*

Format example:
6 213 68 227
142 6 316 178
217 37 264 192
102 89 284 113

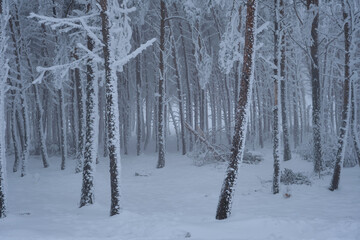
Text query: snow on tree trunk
59 87 67 171
135 26 142 156
100 0 122 216
0 0 8 218
156 0 166 169
272 0 281 194
351 81 360 166
216 0 257 220
80 35 98 207
329 2 352 191
307 0 323 174
279 0 291 161
74 52 85 174
9 15 29 177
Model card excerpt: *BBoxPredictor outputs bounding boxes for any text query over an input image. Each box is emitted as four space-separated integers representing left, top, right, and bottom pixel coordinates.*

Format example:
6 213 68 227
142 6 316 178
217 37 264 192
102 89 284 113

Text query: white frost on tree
0 0 9 218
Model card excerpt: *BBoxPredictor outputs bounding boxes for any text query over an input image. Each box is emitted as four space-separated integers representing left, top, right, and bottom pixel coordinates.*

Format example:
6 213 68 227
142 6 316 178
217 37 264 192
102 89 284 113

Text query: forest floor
0 145 360 240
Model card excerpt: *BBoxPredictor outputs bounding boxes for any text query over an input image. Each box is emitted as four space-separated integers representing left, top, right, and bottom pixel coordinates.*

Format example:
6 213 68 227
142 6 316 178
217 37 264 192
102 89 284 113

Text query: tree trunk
156 0 167 168
135 26 142 156
174 3 193 152
0 4 7 214
272 0 281 194
171 34 186 155
74 52 85 173
351 81 360 166
329 3 351 191
280 0 291 161
80 34 97 207
59 88 67 170
100 0 122 216
307 0 323 174
216 0 257 220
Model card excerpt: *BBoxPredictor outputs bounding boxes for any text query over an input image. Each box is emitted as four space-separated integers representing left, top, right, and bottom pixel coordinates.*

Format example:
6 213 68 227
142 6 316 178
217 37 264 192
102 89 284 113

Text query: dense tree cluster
0 0 359 219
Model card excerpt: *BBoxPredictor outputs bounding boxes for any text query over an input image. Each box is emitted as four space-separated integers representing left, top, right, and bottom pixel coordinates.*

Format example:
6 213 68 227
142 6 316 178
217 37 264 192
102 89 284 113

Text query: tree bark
329 3 351 191
80 35 97 207
156 0 167 168
307 0 323 174
100 0 122 216
216 0 257 220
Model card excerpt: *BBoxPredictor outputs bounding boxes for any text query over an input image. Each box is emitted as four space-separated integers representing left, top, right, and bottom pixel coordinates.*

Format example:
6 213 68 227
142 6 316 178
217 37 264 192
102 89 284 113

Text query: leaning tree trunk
329 3 351 191
100 0 122 216
156 0 167 168
80 35 97 207
216 0 257 220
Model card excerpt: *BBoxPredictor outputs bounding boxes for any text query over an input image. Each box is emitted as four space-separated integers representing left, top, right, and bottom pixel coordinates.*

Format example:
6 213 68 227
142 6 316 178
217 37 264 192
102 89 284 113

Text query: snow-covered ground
0 147 359 240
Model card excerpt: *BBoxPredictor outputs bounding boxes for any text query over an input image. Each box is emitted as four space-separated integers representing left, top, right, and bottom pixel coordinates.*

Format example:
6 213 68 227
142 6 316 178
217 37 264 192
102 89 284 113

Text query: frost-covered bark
9 13 29 177
59 87 67 170
100 0 122 216
329 2 352 191
74 55 85 174
0 0 8 218
80 35 97 207
156 0 166 169
307 0 323 174
135 26 142 156
351 81 360 166
279 0 291 161
272 0 281 195
216 0 257 220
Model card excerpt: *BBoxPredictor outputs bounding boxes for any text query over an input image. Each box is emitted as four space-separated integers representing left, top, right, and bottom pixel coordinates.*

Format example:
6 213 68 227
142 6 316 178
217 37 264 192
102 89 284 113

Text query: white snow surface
0 146 360 240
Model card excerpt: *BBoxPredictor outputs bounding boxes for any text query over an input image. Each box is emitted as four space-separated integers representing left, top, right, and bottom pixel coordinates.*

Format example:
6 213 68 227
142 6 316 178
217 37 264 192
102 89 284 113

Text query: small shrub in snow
280 168 311 185
243 151 263 165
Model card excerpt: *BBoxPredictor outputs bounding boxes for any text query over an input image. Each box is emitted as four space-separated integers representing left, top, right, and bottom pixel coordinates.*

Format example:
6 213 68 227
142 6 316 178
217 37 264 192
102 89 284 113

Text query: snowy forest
0 0 359 239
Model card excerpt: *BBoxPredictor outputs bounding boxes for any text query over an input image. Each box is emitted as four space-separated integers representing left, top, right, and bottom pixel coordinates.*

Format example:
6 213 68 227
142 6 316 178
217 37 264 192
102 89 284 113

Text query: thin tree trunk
74 51 85 173
272 0 281 194
59 87 67 170
171 35 186 155
280 0 291 161
135 26 142 156
156 0 167 168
